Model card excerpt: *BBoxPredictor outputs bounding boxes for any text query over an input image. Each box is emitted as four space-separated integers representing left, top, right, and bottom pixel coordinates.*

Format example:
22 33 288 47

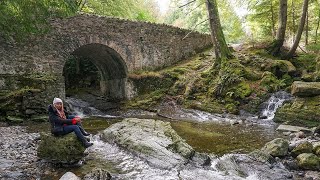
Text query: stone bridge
0 14 211 118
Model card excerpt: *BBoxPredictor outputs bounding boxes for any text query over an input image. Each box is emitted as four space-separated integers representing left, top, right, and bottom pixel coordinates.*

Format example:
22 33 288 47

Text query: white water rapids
260 91 292 120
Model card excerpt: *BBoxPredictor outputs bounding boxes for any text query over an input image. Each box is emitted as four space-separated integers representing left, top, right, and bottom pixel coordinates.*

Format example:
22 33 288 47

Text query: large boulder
261 138 289 157
296 153 320 170
291 141 313 157
291 81 320 97
101 118 195 169
274 96 320 127
37 133 86 164
271 60 296 76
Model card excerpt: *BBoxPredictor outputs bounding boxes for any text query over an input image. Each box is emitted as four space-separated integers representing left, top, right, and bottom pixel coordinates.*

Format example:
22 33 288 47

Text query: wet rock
314 126 320 134
305 171 320 180
296 153 320 170
59 172 80 180
37 133 86 164
261 138 289 157
101 118 195 169
249 150 275 163
283 159 299 170
295 131 306 138
291 141 313 157
83 168 111 180
291 81 320 97
212 154 292 180
276 124 311 133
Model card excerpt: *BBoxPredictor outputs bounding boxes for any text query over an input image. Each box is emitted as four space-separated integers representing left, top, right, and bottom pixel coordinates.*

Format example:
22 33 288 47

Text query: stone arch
63 43 128 100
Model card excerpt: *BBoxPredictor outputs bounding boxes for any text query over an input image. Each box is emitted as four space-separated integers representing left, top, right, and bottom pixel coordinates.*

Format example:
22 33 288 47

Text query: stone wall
0 14 212 119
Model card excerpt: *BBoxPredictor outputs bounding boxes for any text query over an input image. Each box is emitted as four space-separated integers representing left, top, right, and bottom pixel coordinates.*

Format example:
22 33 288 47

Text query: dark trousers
60 125 87 143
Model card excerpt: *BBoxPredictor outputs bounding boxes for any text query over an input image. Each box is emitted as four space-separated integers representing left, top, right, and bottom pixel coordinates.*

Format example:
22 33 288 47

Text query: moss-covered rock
37 133 86 164
296 153 320 170
249 150 275 163
313 142 320 156
271 60 296 77
291 141 313 157
274 96 320 127
291 81 320 97
261 138 289 157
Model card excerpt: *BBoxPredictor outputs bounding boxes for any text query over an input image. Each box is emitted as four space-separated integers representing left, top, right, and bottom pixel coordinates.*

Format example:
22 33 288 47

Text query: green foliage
83 0 159 22
260 72 286 92
163 0 245 43
0 0 81 41
0 0 159 41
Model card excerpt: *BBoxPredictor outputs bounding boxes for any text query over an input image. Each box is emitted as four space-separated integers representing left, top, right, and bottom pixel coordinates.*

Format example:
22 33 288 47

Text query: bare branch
179 0 196 8
182 19 208 40
185 2 205 16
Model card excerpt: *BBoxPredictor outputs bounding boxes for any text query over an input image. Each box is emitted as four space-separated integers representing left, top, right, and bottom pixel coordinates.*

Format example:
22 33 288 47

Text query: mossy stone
37 133 86 164
274 96 320 127
296 153 320 170
6 116 23 123
291 81 320 97
291 141 313 157
313 142 320 156
261 138 289 157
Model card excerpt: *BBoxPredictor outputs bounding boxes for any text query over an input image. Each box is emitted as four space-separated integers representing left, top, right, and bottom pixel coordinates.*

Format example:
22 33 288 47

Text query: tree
267 0 288 56
0 0 83 41
287 0 309 58
206 0 233 66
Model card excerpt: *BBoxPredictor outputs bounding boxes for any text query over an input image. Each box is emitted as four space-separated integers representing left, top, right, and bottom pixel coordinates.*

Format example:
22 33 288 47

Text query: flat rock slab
277 124 311 133
101 118 195 169
291 81 320 97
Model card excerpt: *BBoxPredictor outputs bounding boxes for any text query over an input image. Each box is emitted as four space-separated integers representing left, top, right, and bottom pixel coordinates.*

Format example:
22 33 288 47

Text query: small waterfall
65 97 116 118
260 91 292 120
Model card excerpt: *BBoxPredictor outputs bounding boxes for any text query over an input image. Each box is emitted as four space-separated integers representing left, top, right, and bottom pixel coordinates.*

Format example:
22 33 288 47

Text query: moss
37 133 85 164
260 72 286 92
274 96 320 127
125 89 167 111
291 54 317 73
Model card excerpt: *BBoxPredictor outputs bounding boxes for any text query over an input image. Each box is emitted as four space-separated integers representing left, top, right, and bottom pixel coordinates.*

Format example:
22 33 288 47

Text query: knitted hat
53 97 63 104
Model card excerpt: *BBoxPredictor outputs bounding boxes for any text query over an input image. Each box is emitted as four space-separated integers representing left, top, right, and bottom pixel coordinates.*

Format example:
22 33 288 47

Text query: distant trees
287 0 309 58
0 0 159 41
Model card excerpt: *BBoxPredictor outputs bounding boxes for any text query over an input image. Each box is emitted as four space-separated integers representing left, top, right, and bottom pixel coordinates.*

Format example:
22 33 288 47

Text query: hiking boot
84 142 93 148
79 126 91 136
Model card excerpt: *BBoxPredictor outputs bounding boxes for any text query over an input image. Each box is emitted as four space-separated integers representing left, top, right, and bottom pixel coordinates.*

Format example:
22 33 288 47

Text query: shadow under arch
64 43 128 100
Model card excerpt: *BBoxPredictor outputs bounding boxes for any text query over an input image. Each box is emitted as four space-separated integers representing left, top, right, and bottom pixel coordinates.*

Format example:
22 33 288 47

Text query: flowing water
260 91 292 120
24 94 291 179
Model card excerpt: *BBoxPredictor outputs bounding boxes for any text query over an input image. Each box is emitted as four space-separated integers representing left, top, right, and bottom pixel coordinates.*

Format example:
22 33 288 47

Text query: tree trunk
267 0 287 56
316 18 320 44
305 10 308 45
206 0 233 66
271 0 276 39
292 0 295 44
287 0 309 58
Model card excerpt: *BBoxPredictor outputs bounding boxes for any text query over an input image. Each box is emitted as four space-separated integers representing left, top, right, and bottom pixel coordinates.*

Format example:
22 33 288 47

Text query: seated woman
48 97 93 148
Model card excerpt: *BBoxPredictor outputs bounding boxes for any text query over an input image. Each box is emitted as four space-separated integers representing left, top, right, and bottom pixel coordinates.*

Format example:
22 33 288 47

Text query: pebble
0 126 40 179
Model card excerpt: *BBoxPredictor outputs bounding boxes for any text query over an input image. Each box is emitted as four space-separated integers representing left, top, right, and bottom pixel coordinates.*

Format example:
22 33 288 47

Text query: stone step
276 124 311 133
291 81 320 97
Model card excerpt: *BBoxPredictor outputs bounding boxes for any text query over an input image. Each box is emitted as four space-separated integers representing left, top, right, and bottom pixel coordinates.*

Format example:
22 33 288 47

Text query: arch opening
63 43 128 106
